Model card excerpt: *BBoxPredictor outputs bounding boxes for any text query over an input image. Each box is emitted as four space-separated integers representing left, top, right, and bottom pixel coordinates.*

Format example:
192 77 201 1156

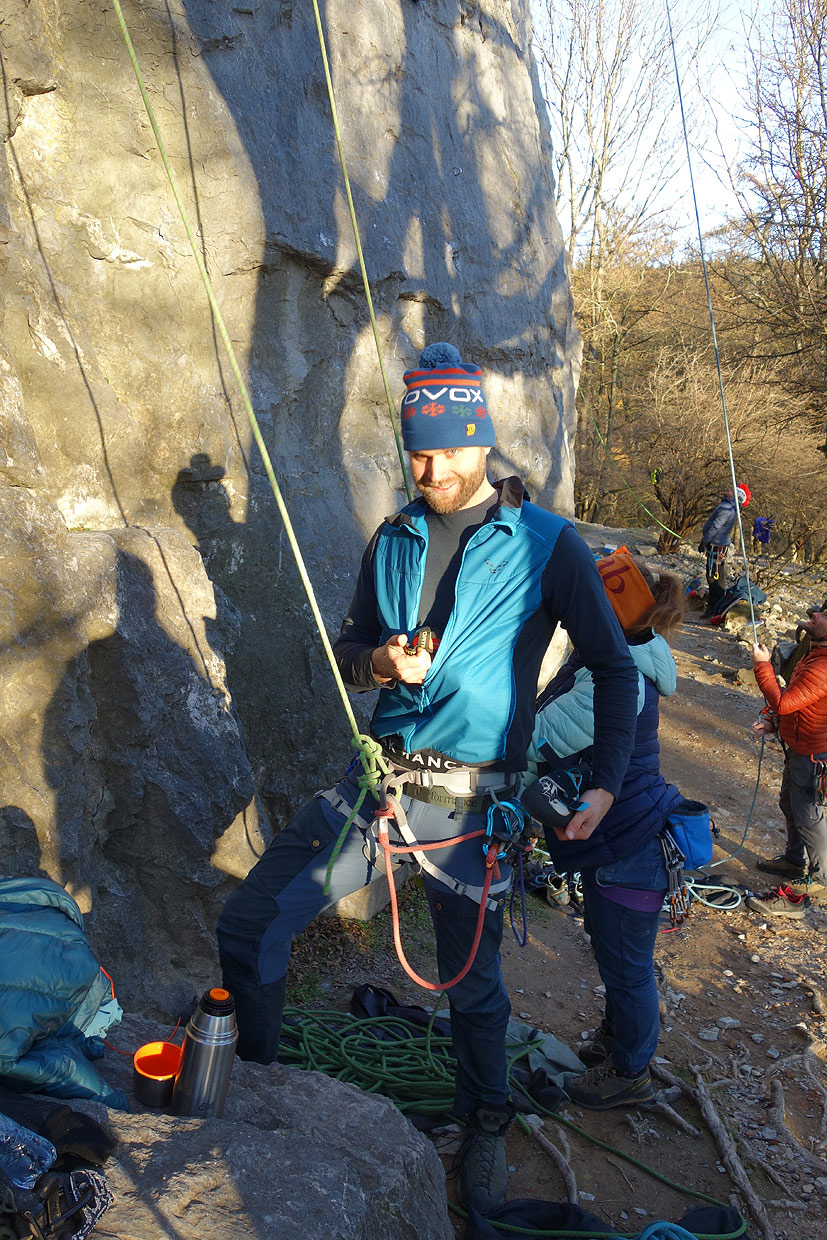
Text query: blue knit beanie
401 343 495 450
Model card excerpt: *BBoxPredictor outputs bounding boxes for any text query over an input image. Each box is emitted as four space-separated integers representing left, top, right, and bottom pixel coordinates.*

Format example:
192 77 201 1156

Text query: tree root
691 1066 774 1240
525 1115 578 1203
768 1078 827 1177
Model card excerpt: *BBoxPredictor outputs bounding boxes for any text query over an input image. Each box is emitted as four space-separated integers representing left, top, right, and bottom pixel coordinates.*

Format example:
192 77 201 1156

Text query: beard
415 455 489 514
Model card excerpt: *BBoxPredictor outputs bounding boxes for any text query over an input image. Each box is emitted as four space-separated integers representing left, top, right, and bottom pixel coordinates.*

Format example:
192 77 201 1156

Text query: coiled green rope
280 1004 746 1235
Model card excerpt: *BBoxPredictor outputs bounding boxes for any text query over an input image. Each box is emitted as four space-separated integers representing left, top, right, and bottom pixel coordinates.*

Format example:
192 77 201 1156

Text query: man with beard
747 603 827 918
217 343 638 1212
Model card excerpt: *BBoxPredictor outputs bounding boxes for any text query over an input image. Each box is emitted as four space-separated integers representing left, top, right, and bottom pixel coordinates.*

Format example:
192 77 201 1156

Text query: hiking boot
459 1105 512 1214
578 1023 614 1069
756 854 807 879
564 1060 656 1110
744 885 811 918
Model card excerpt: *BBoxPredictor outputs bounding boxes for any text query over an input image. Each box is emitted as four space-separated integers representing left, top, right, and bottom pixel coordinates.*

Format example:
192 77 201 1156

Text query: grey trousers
779 748 827 877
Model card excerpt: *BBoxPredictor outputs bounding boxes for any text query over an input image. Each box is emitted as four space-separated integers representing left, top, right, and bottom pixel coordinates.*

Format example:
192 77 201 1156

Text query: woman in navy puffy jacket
524 554 685 1110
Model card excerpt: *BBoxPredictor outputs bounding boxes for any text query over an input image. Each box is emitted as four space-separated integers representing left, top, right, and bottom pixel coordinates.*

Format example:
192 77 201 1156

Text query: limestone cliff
0 0 579 1010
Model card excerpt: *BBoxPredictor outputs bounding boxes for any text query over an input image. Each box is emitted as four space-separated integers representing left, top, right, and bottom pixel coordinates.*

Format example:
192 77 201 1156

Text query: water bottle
170 987 238 1118
0 1113 56 1189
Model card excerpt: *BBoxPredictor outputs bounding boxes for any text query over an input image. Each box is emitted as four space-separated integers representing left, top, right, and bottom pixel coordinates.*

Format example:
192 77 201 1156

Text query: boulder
79 1014 453 1240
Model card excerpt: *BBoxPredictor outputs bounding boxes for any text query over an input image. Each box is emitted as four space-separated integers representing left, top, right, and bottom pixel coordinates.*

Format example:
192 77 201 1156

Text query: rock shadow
41 546 253 1015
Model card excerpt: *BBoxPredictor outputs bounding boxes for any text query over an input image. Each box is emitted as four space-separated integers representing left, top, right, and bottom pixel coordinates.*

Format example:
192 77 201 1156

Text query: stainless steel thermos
171 987 238 1117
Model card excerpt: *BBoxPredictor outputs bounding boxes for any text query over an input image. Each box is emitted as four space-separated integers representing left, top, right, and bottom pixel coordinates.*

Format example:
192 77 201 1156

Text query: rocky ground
277 530 827 1240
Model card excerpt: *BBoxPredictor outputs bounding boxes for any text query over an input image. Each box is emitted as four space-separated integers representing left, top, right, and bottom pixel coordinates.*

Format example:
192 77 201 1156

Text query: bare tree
534 0 712 262
718 0 827 428
532 0 717 521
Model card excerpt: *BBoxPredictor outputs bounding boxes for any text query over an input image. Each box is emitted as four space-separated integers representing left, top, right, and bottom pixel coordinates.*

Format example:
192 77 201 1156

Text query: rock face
79 1015 453 1240
0 0 579 1010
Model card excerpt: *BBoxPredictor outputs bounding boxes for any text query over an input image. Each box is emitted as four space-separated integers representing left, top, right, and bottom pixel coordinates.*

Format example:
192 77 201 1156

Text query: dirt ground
284 547 827 1240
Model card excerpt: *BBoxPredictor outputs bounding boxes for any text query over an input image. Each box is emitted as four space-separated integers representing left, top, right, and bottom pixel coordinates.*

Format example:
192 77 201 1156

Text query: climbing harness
326 764 532 990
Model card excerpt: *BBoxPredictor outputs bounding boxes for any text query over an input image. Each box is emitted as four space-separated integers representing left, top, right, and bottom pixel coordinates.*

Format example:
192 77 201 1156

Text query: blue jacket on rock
526 632 682 870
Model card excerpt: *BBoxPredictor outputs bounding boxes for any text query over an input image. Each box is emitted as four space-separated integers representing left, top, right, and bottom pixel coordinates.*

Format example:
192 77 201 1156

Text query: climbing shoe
756 854 807 879
521 761 589 833
786 875 827 898
577 1023 614 1069
564 1061 656 1110
459 1105 512 1214
744 884 811 918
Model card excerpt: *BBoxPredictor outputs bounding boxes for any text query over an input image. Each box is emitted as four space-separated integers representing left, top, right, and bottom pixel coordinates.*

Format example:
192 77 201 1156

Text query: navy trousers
217 774 512 1115
580 835 668 1076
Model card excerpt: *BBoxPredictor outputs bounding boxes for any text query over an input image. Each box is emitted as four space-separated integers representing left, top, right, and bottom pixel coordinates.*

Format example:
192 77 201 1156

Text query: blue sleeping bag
0 877 127 1109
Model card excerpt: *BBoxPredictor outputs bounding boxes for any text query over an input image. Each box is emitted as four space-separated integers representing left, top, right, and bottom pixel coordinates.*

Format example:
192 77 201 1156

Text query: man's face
804 609 827 640
408 446 491 514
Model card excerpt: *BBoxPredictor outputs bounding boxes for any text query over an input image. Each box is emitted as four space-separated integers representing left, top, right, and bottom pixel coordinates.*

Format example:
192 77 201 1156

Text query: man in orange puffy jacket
746 606 827 917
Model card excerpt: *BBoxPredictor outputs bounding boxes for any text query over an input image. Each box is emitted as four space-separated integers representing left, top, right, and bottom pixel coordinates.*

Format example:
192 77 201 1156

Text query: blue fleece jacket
334 478 639 792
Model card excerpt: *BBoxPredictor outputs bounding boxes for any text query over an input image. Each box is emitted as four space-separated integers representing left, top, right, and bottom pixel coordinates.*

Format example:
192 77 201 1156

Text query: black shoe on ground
565 1060 656 1110
756 854 807 879
459 1105 512 1214
578 1023 614 1069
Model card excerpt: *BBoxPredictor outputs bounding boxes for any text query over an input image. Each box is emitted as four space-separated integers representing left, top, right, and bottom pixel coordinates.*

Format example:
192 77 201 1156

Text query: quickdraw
659 828 690 928
813 757 827 807
706 544 726 583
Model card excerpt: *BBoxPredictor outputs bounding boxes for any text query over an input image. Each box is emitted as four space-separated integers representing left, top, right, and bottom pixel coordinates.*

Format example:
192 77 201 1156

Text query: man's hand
553 787 615 842
752 717 775 736
371 634 432 685
751 642 771 666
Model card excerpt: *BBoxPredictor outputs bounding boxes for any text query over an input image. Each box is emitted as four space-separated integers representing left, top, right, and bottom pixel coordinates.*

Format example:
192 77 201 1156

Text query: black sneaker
578 1024 614 1069
458 1105 512 1214
565 1061 656 1110
756 854 807 879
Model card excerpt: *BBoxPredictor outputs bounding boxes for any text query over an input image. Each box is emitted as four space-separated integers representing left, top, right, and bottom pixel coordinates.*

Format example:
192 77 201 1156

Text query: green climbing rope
279 1005 745 1233
111 0 384 792
323 736 392 895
